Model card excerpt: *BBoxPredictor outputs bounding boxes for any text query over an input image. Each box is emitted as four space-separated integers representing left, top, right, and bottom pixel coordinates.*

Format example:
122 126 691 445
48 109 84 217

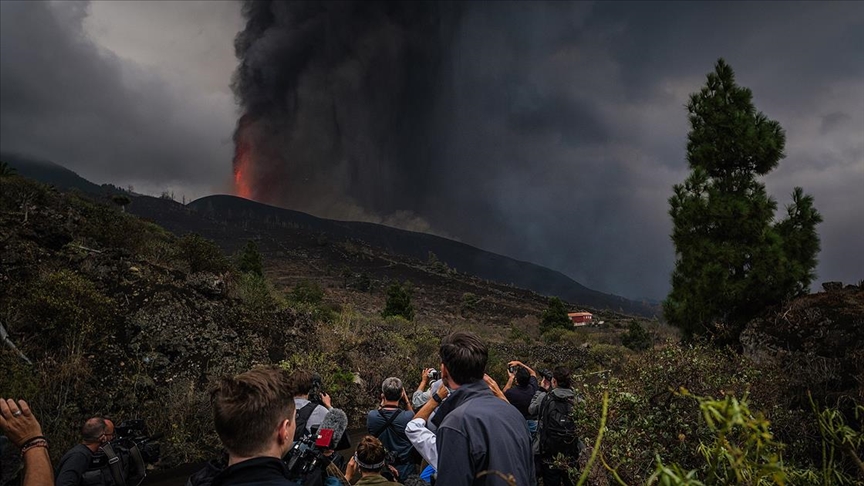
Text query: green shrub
237 240 263 276
382 282 414 321
291 279 324 305
540 296 572 334
178 233 230 274
18 269 114 348
461 292 480 315
622 321 653 351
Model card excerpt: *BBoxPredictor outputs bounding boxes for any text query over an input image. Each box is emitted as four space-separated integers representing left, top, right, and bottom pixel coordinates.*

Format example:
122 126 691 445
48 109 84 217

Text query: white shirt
405 417 438 469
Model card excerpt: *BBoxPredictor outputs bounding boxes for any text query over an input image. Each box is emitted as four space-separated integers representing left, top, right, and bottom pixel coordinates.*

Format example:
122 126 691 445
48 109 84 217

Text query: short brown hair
355 435 387 472
439 331 487 385
287 369 317 397
553 366 572 388
211 366 295 456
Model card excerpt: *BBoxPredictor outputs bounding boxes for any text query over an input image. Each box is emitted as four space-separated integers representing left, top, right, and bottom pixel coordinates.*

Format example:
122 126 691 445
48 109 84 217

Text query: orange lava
233 115 254 199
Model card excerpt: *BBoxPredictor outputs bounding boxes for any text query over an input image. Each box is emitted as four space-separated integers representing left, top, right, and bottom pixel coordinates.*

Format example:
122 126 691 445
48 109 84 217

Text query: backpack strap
101 443 126 486
125 444 147 486
372 409 401 438
294 402 318 440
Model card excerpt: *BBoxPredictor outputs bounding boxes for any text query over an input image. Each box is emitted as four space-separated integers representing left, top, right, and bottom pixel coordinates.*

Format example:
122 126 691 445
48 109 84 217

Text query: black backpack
293 402 318 441
539 392 580 456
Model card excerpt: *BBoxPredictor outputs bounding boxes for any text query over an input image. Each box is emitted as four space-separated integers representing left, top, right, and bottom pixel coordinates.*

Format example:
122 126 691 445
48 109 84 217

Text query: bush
460 292 480 315
291 280 324 305
382 282 414 321
178 233 230 274
237 240 263 276
540 296 572 334
621 321 652 351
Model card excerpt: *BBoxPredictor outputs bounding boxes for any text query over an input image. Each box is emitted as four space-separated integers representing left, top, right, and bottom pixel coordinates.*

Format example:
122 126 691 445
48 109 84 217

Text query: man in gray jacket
529 366 583 486
432 331 535 485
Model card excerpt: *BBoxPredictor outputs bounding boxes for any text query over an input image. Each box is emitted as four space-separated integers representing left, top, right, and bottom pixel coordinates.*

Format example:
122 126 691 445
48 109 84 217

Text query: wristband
21 439 48 456
19 436 47 449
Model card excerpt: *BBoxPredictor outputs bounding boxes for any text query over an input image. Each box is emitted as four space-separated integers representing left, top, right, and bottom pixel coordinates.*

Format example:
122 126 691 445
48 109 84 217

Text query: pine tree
238 240 263 276
540 296 572 334
382 282 414 320
664 59 821 340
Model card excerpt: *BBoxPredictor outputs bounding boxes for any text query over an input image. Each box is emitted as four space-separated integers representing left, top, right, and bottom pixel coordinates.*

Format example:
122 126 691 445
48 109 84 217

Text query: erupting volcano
232 114 254 200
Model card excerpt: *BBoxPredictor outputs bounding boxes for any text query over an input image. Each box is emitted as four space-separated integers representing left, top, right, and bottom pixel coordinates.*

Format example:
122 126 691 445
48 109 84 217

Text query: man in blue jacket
432 331 535 485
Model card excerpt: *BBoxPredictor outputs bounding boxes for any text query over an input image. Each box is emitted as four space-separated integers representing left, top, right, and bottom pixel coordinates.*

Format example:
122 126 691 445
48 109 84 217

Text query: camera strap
372 409 401 438
101 443 127 486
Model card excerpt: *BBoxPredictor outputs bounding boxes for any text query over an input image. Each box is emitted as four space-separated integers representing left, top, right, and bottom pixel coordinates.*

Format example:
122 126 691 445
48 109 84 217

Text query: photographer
55 417 115 486
344 436 398 485
365 378 415 483
502 360 540 438
289 370 333 440
411 368 442 410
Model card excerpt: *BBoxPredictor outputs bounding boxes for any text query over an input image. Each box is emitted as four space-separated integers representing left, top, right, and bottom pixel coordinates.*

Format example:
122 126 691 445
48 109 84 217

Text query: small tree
111 194 131 212
621 321 652 351
238 240 263 276
382 281 414 320
664 59 821 340
291 279 324 305
0 161 16 178
178 233 230 274
540 296 572 334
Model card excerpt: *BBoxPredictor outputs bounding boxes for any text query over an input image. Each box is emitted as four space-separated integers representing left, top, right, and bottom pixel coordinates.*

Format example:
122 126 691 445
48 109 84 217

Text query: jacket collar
431 380 491 428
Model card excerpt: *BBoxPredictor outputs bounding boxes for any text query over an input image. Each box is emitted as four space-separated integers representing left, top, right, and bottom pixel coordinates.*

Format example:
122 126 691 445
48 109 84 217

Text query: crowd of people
0 330 586 486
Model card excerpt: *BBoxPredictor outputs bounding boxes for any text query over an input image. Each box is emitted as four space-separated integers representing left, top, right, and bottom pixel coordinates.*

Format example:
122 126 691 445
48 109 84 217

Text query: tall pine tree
664 59 821 340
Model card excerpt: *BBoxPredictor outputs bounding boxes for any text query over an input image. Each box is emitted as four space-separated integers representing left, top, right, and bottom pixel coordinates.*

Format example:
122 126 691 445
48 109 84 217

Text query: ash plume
231 0 462 232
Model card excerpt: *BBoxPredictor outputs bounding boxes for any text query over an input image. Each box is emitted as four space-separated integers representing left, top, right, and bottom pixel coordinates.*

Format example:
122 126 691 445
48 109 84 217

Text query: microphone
315 408 349 450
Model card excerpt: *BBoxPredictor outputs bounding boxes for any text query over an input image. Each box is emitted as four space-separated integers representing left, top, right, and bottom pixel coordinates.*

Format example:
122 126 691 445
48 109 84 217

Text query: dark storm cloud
2 1 860 300
230 0 862 299
0 1 234 196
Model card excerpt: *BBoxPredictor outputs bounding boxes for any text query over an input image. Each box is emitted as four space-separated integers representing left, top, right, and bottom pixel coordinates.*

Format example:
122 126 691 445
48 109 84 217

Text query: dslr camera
427 369 441 381
308 374 325 406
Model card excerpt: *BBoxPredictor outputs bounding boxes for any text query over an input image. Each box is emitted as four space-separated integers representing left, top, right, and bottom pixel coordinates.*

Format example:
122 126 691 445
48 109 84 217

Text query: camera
508 365 517 373
427 369 441 381
308 374 325 406
113 419 162 465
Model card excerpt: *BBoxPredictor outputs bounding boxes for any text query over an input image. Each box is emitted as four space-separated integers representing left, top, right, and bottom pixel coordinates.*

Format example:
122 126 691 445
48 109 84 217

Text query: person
206 365 300 485
503 360 540 437
366 377 415 482
411 368 443 410
289 370 332 439
55 416 115 486
344 436 399 485
529 366 583 486
431 331 535 485
0 397 53 486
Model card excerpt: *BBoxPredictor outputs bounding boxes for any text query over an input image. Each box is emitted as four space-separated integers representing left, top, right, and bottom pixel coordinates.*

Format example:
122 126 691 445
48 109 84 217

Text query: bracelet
19 436 47 449
21 439 48 456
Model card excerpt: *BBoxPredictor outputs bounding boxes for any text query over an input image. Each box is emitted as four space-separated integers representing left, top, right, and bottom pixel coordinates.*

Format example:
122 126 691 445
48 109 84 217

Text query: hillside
3 153 657 317
1 174 861 485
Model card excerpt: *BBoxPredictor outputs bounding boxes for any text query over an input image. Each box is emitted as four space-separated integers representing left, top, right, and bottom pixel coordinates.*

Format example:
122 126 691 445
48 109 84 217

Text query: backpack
539 392 580 457
294 402 318 441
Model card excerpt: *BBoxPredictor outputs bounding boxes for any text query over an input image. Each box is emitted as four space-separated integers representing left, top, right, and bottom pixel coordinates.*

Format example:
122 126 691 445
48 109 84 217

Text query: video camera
112 419 162 465
284 408 350 480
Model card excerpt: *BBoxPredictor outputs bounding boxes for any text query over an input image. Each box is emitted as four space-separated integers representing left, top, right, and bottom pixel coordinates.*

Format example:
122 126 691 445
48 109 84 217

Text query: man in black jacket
206 366 300 486
55 417 115 486
432 331 535 485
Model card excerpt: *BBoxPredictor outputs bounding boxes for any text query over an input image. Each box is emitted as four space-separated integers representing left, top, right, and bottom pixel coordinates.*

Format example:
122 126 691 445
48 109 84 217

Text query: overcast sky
1 1 861 301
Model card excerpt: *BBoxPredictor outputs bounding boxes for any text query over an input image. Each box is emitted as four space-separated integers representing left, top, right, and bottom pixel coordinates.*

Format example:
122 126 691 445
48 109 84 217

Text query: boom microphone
316 408 349 450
